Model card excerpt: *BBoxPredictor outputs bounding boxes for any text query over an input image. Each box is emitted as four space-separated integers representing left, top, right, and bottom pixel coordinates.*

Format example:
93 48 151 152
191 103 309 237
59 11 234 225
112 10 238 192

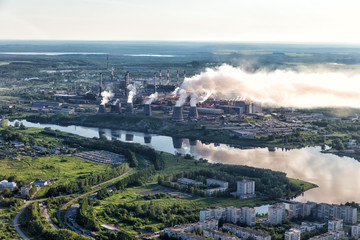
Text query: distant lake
8 120 360 204
0 52 178 57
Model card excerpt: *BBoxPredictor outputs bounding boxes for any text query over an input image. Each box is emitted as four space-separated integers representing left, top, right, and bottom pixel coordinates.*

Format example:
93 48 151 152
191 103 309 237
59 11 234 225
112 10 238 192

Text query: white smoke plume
175 89 188 107
145 92 159 104
127 84 136 103
100 90 114 105
176 64 360 109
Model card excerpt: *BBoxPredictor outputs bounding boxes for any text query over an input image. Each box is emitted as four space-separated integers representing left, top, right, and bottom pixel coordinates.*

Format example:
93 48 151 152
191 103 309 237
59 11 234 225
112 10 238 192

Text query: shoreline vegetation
4 111 338 149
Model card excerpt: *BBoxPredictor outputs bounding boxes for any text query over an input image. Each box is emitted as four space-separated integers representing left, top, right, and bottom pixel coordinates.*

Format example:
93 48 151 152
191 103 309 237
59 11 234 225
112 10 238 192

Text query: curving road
13 168 133 239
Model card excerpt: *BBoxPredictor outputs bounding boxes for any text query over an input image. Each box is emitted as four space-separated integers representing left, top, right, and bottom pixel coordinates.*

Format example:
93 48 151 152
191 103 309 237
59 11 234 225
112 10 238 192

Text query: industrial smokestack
189 106 198 120
99 73 103 97
125 72 130 97
144 104 152 116
159 70 162 85
144 134 152 144
176 70 179 87
153 72 157 93
106 55 109 70
184 70 186 80
167 70 170 85
98 104 106 114
172 106 184 121
126 102 134 114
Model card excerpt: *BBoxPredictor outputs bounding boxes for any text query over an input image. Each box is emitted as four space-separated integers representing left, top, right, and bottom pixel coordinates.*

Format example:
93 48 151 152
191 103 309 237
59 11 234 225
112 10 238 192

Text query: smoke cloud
176 64 360 108
127 84 136 103
100 90 114 105
145 92 159 104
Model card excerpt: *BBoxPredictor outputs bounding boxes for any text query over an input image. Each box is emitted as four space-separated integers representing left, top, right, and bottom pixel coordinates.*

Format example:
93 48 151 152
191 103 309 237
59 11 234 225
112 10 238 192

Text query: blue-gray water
8 120 360 204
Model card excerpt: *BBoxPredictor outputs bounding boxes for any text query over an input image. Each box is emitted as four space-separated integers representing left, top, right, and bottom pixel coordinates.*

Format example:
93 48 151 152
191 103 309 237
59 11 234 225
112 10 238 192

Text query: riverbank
6 112 320 149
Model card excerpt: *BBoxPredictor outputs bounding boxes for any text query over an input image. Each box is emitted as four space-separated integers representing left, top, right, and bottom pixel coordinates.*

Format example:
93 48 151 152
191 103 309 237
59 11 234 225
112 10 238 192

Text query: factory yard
74 150 126 165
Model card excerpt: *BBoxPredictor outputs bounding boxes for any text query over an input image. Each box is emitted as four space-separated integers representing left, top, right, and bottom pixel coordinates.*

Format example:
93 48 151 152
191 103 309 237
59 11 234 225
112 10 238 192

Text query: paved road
13 168 132 239
13 201 31 240
13 187 42 240
57 168 133 232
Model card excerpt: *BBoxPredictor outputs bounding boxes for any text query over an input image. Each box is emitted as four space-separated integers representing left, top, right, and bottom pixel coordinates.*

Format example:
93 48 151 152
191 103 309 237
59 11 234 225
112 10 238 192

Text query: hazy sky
1 0 360 43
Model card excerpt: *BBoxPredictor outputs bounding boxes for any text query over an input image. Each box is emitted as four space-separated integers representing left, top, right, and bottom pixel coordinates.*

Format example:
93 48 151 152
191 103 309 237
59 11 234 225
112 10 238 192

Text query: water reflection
144 135 152 144
125 132 134 142
189 144 360 203
8 120 360 204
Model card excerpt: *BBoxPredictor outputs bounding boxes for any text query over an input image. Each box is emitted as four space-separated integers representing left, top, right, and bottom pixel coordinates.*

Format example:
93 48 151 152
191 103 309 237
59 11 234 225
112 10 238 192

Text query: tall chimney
159 70 162 85
176 70 179 87
184 70 186 80
167 70 170 85
144 104 152 116
99 73 103 97
172 106 184 121
153 72 157 93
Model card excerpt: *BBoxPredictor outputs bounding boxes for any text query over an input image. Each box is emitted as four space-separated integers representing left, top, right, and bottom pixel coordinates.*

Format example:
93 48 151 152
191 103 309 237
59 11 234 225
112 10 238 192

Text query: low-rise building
309 231 344 240
206 179 228 188
21 183 33 197
177 178 203 186
284 228 301 240
0 180 17 190
203 229 240 240
351 224 360 239
328 219 343 232
34 179 48 186
163 219 218 240
223 223 271 240
293 222 326 233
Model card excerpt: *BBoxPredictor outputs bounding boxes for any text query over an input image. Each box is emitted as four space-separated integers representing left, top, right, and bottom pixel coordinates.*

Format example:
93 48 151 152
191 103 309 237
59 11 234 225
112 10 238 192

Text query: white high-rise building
268 203 286 225
236 179 255 199
200 206 256 226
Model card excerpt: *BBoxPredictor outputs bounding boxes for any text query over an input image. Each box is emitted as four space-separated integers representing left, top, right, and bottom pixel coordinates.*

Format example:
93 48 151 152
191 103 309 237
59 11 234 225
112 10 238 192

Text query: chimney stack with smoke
159 70 162 85
167 70 170 85
172 106 184 121
176 70 179 87
144 104 152 116
153 72 157 93
99 73 103 97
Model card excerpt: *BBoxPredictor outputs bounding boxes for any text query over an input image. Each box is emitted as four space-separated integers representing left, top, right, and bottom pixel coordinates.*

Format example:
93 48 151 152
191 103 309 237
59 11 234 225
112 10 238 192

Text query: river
8 120 360 204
